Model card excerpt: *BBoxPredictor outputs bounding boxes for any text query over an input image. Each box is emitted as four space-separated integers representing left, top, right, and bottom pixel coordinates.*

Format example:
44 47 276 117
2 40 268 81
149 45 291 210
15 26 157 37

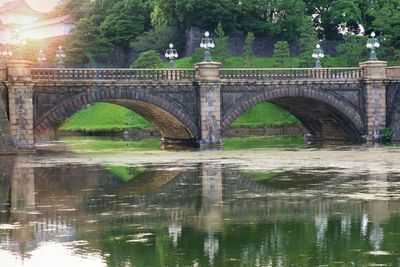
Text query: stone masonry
0 82 17 153
359 61 388 142
1 60 400 152
196 62 223 147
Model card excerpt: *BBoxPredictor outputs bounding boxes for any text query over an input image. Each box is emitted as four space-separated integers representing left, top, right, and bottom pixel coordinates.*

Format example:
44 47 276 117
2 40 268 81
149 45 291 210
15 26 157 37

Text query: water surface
1 147 400 266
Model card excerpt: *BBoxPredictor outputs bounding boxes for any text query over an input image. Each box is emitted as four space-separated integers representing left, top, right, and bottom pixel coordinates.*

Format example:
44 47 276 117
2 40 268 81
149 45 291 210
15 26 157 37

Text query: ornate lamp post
200 31 215 62
165 43 178 68
312 44 324 69
366 31 380 61
37 49 46 65
56 46 66 68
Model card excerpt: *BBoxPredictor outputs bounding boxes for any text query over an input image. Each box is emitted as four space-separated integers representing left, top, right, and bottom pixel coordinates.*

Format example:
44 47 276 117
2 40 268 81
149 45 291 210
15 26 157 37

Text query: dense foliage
44 0 400 66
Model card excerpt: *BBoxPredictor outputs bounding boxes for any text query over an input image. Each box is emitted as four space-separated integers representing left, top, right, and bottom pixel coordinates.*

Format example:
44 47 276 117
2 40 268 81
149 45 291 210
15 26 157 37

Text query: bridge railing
220 68 362 80
386 67 400 79
31 68 196 81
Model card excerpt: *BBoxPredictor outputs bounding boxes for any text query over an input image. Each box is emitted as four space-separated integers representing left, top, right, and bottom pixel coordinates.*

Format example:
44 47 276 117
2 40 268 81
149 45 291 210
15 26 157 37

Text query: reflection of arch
222 88 363 141
34 88 198 140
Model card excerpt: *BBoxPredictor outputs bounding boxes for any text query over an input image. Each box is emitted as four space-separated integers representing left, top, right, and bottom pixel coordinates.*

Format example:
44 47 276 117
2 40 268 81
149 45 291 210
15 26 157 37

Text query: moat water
1 139 400 266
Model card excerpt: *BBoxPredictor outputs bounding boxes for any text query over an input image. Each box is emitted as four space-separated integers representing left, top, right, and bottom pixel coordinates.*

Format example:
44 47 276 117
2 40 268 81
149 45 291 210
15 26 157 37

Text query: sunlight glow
0 242 106 267
25 0 59 12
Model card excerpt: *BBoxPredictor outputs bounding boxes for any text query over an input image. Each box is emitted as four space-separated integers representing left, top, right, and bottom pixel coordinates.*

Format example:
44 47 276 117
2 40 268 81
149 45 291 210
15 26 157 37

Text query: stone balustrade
220 67 362 80
30 67 364 82
386 67 400 79
31 68 196 81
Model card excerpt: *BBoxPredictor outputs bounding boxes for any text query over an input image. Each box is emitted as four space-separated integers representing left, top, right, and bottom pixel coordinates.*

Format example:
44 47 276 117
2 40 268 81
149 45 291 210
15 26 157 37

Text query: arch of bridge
34 87 198 140
221 87 364 141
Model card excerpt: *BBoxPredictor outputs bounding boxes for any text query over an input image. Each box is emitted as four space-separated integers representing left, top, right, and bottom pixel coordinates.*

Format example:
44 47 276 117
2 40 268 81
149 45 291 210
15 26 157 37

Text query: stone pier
195 62 223 148
5 60 35 151
359 61 388 143
0 64 16 154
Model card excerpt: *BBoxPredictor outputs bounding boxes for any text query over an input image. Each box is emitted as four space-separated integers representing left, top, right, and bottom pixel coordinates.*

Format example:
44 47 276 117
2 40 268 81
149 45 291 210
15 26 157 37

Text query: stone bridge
1 60 400 152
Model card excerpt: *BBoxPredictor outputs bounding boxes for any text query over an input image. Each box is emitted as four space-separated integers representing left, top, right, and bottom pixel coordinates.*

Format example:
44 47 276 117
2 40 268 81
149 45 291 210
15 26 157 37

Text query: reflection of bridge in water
1 158 400 265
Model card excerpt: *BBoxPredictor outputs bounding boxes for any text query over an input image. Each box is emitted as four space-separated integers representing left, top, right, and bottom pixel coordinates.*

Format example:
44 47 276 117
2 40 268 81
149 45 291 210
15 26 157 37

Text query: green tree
304 0 363 40
190 48 204 64
131 25 181 53
100 0 152 47
243 32 255 67
299 17 319 67
47 0 93 19
130 50 164 68
370 0 400 49
273 0 307 41
238 0 307 40
65 17 114 65
155 0 239 31
273 41 290 66
212 22 230 63
337 35 368 66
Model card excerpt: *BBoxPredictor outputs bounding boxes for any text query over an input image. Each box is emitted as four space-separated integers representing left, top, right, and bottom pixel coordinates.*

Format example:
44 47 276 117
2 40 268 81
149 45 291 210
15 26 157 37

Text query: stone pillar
360 61 387 143
6 60 35 151
0 63 6 81
195 62 223 148
0 88 17 154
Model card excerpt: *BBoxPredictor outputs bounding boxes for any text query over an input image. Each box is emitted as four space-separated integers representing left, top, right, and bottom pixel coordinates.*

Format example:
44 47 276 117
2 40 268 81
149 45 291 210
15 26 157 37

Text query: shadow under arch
34 88 198 142
222 88 364 142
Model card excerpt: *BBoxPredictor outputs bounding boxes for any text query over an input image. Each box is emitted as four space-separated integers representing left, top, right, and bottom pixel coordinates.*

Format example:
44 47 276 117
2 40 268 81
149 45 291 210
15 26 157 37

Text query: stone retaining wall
223 125 305 137
58 125 305 139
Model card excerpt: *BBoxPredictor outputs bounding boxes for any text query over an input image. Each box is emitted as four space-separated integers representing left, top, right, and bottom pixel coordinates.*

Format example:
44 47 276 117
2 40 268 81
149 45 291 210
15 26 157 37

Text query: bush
130 50 164 68
273 41 290 66
190 48 204 64
243 32 255 67
382 128 394 144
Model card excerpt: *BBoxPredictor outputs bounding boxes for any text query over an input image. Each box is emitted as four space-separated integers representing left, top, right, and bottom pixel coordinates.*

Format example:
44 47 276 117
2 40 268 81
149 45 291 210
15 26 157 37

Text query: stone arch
34 87 198 140
222 87 364 141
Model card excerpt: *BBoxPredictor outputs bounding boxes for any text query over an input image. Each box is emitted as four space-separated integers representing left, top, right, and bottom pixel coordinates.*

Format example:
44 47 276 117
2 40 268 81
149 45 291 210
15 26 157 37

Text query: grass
224 136 305 150
231 102 300 128
59 101 300 132
172 56 301 68
60 102 152 132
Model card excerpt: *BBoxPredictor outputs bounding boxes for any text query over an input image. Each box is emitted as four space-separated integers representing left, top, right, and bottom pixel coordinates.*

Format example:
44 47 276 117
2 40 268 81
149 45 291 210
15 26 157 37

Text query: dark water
1 152 400 267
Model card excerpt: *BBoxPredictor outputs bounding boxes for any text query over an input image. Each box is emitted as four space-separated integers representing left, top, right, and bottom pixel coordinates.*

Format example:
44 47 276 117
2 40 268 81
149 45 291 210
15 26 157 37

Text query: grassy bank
60 102 300 132
171 55 351 69
60 102 152 132
231 103 299 128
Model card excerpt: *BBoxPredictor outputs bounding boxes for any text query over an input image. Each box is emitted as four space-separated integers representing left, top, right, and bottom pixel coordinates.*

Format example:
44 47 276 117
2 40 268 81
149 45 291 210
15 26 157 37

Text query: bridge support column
0 63 6 81
360 61 387 143
195 62 223 149
0 63 17 154
6 60 35 151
